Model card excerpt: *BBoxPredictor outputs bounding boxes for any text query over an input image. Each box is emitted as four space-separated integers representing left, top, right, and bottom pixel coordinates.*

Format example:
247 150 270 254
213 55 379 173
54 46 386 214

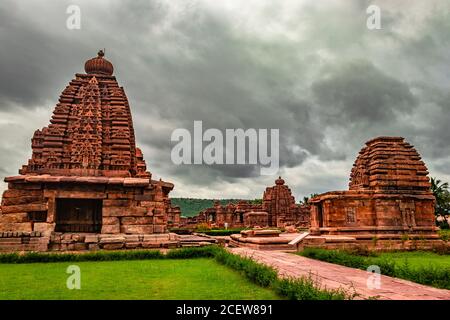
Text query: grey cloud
312 60 418 125
1 0 450 198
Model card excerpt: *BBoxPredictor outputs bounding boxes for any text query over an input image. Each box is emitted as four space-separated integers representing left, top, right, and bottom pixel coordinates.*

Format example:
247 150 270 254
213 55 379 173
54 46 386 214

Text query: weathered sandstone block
0 222 32 232
33 223 55 236
121 217 153 225
153 225 166 233
121 225 154 234
101 224 120 234
0 212 28 223
102 217 119 225
1 203 47 214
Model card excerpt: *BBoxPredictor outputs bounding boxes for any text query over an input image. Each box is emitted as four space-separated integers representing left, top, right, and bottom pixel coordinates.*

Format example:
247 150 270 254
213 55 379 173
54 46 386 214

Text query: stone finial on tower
84 49 114 76
275 176 285 185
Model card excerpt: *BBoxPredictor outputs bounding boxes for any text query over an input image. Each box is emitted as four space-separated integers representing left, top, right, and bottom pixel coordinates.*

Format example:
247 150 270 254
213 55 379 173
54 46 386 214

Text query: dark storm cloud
312 60 417 125
0 0 450 198
0 2 80 108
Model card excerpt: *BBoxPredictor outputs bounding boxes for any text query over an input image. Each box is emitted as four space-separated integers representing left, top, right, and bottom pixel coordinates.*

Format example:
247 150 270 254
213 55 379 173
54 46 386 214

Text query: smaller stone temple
188 177 310 228
0 51 180 251
309 137 438 240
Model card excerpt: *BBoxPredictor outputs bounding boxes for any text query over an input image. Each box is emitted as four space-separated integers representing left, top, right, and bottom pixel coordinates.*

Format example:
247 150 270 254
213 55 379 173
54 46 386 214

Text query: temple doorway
55 198 102 232
317 204 323 228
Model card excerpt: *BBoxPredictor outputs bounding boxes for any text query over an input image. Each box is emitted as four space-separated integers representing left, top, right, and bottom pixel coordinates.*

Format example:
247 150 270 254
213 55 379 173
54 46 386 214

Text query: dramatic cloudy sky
0 0 449 200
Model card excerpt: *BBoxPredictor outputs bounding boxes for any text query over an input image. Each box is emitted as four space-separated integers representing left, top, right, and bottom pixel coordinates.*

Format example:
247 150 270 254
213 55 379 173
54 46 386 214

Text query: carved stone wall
0 51 178 248
309 137 437 239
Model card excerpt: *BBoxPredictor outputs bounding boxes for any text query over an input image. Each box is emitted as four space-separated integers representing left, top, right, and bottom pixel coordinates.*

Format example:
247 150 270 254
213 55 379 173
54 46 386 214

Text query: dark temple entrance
55 199 102 232
317 204 323 228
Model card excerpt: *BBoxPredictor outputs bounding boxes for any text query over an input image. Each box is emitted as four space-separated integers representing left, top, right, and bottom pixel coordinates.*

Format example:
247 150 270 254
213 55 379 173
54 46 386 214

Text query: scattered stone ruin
187 177 310 229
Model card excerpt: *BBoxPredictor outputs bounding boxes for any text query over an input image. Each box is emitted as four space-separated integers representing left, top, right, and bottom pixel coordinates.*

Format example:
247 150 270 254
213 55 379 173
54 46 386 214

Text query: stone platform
298 234 447 251
177 234 218 247
0 232 223 252
0 231 50 252
229 228 448 251
229 229 300 250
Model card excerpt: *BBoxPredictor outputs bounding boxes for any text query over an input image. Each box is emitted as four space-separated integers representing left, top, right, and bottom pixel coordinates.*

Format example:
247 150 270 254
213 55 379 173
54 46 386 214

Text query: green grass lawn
373 251 450 269
0 258 281 300
299 248 450 289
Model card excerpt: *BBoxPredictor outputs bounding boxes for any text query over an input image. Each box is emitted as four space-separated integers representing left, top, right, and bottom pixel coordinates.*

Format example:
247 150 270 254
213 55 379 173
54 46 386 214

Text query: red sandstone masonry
0 51 180 244
309 137 437 239
185 177 310 229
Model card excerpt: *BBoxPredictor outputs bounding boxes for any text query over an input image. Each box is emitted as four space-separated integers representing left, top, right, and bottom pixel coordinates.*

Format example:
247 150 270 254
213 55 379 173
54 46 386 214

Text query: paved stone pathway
230 248 450 300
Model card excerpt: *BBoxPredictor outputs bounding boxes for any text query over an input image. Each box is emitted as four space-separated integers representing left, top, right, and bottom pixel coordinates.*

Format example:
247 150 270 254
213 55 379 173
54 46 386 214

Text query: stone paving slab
230 247 450 300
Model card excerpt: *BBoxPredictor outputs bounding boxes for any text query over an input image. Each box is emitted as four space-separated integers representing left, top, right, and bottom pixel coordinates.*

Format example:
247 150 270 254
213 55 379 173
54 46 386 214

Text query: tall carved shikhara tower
0 51 180 248
21 50 149 179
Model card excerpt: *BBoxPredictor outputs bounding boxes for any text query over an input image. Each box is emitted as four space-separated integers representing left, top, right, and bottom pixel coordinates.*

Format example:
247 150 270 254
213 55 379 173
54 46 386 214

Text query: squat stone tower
309 137 437 239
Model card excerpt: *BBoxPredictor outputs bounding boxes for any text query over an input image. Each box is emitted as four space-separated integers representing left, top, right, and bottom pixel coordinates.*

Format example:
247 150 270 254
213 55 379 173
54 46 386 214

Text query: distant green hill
171 198 262 217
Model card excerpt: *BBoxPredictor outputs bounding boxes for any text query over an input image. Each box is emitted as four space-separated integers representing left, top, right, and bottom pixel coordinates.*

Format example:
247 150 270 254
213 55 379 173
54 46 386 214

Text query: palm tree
300 193 319 205
302 196 309 205
430 177 450 218
431 178 449 196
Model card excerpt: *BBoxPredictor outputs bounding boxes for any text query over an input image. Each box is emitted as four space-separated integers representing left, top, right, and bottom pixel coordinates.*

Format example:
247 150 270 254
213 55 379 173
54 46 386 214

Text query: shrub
169 227 193 235
212 248 350 299
273 276 352 300
300 248 367 269
213 249 277 287
195 223 211 232
370 257 396 277
165 246 217 259
349 246 376 257
201 229 244 236
393 260 450 289
299 248 450 290
436 219 449 230
0 248 177 264
439 229 450 242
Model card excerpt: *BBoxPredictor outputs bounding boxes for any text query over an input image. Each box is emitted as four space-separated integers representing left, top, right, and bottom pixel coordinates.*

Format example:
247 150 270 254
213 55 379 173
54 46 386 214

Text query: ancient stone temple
262 177 309 227
0 51 180 251
309 137 438 240
189 177 310 229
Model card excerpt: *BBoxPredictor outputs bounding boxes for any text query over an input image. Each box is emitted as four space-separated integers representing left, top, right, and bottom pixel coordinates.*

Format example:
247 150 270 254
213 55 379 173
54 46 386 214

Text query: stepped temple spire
309 136 438 240
0 51 180 251
349 137 431 192
20 50 148 178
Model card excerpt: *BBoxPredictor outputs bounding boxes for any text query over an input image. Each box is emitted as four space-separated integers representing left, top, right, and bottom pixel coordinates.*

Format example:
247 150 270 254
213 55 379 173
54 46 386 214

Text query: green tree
300 193 319 205
301 196 309 205
430 178 450 228
250 199 262 205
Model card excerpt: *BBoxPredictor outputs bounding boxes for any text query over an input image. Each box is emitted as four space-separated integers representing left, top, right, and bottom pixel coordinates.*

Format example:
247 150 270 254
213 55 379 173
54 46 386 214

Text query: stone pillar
309 204 320 235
